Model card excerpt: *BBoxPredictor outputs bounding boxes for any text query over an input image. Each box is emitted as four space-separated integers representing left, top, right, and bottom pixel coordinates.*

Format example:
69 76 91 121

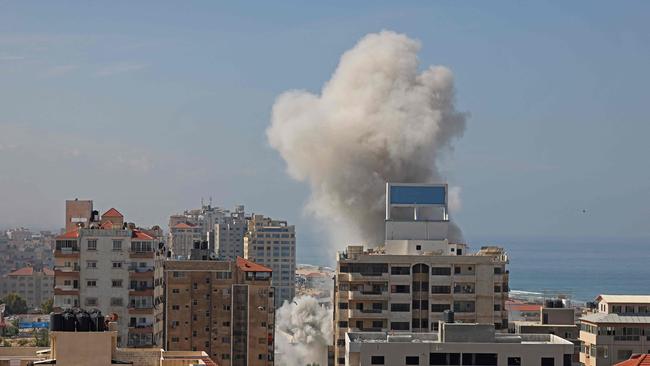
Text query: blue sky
1 1 649 264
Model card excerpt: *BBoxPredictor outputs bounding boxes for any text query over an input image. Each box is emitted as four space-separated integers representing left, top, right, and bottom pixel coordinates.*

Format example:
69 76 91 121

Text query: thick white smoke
275 296 332 366
267 30 467 248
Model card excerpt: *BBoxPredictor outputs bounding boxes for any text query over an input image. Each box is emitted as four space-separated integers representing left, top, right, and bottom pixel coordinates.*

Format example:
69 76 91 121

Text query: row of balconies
338 272 507 282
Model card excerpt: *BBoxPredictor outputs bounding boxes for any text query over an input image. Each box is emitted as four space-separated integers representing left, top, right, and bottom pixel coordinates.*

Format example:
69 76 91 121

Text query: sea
488 237 650 302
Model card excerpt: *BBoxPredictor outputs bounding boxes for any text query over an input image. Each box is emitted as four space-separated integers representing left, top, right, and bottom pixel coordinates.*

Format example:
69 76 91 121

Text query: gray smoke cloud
275 296 332 366
267 30 467 248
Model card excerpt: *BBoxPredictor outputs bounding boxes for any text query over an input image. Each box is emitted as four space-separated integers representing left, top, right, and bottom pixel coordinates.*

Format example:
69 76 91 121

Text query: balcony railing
129 266 154 273
130 286 154 291
129 323 154 328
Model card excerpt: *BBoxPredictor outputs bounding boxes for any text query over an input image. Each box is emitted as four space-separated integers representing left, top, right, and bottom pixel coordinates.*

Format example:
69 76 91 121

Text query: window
431 267 451 275
110 298 123 306
172 305 179 310
338 321 348 328
405 356 419 365
390 322 409 330
87 261 97 268
87 280 97 287
87 239 97 250
462 354 497 365
112 261 122 269
507 357 521 366
339 302 348 309
430 353 460 365
113 240 122 251
172 288 180 294
371 356 385 365
390 303 410 312
454 266 461 274
431 303 451 312
541 358 555 366
494 285 501 292
416 245 421 250
494 304 501 311
85 297 97 306
431 286 451 294
391 266 410 275
391 285 410 294
112 279 123 288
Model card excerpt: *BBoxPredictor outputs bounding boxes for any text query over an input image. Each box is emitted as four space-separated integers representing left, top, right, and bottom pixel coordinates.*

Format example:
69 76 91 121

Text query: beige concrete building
333 183 509 365
345 322 574 366
54 205 165 348
580 295 650 366
0 266 54 308
0 324 218 366
514 302 580 365
164 257 275 366
168 222 203 259
244 214 296 308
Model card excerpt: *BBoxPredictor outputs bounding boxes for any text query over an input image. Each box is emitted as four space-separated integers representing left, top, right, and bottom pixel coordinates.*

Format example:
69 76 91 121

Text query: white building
244 214 296 307
54 207 164 348
214 205 247 259
346 322 574 366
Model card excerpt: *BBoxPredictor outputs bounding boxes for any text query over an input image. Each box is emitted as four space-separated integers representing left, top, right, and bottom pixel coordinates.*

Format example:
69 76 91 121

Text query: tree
0 294 28 315
34 329 49 347
40 299 53 314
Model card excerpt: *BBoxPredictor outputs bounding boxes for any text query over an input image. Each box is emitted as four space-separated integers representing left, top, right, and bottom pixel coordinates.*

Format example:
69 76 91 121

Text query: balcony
339 272 389 282
128 324 154 334
347 290 386 301
129 266 155 278
128 307 154 315
54 247 80 258
54 285 79 296
129 286 154 296
129 251 154 259
54 265 80 277
348 309 388 318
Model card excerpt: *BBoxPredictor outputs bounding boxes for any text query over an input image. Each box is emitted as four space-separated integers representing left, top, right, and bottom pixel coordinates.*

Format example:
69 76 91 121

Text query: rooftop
615 354 650 366
347 331 571 345
597 295 650 304
7 267 54 276
581 313 650 324
101 208 123 218
132 230 154 240
236 256 272 272
55 230 79 240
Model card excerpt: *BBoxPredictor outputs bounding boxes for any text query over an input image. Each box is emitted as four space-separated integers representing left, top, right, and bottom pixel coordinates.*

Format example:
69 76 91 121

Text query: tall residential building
53 205 165 348
345 322 574 366
244 214 296 308
214 205 247 259
0 266 54 308
164 257 275 366
579 294 650 366
333 183 510 365
168 203 247 260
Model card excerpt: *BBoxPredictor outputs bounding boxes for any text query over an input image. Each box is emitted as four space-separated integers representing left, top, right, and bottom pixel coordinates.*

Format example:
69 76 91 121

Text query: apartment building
214 206 247 259
333 183 509 365
580 295 650 366
345 322 574 366
53 204 165 348
164 257 275 366
514 301 580 365
243 214 296 308
168 204 247 260
0 266 54 308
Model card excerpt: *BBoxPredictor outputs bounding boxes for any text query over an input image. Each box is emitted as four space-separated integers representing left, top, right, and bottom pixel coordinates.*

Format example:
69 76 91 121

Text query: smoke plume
267 30 467 248
275 296 332 366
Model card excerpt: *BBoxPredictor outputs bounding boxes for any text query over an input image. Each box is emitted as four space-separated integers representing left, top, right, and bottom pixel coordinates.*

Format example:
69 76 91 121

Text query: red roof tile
8 267 33 276
102 208 123 218
42 268 54 276
615 354 650 366
236 257 272 272
55 230 79 240
509 304 542 312
173 222 196 229
100 221 114 229
132 230 154 240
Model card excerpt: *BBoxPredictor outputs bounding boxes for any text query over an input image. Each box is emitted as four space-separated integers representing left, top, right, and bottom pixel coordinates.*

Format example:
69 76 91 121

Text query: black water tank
555 299 563 308
62 312 76 331
96 315 105 331
443 309 455 323
76 311 90 331
88 311 98 331
50 313 63 331
545 299 555 308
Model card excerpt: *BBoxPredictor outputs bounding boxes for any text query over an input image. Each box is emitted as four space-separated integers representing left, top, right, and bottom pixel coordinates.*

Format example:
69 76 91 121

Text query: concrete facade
244 214 296 308
54 205 165 348
580 295 650 366
164 258 275 366
333 183 509 365
0 266 54 308
345 323 574 366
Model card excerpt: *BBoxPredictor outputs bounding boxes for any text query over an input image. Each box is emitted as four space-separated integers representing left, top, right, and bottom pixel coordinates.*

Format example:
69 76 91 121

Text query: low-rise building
345 321 574 366
0 266 54 308
580 295 650 366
